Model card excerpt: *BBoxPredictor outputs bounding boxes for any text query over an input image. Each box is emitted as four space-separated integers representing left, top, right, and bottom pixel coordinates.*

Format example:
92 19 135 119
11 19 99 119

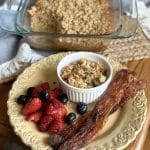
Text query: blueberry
65 112 76 124
17 95 28 105
27 87 35 98
58 93 68 104
77 102 88 114
40 90 49 101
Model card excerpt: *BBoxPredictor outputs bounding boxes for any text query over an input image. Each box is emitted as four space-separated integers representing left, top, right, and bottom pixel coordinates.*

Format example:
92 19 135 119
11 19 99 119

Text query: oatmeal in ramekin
57 52 112 104
61 59 107 89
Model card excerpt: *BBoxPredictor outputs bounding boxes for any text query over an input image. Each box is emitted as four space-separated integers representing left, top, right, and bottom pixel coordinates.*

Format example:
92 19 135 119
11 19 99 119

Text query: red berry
49 87 62 100
46 103 56 114
46 99 67 120
49 90 58 100
49 120 64 133
26 111 42 122
40 82 50 90
41 102 49 112
38 115 53 132
21 98 43 116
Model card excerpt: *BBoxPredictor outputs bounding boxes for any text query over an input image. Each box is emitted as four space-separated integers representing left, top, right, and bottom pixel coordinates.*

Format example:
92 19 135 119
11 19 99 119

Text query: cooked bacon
110 80 146 114
49 69 146 150
49 112 90 149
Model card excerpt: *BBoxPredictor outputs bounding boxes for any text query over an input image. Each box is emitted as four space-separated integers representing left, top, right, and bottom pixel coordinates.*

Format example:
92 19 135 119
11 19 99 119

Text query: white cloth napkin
0 42 43 83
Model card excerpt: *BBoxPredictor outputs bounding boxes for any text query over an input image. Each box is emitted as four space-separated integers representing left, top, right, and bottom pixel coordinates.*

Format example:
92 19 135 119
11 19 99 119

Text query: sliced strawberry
51 98 64 105
26 111 42 122
49 87 62 100
51 110 67 121
38 115 53 132
46 99 67 120
49 90 57 100
32 82 50 98
21 98 43 116
40 82 50 90
49 120 64 133
41 101 49 112
45 103 56 114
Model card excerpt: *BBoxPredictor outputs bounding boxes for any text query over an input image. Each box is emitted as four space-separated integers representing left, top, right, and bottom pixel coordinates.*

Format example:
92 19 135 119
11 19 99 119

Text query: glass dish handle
7 0 23 10
0 0 23 34
118 0 138 38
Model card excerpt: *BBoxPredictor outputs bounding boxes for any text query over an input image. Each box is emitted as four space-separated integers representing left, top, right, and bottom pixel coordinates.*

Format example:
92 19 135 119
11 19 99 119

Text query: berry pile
17 82 68 133
17 82 89 134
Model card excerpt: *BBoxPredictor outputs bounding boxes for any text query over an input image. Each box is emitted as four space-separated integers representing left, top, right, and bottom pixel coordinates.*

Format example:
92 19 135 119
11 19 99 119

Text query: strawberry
49 90 57 100
38 115 53 132
46 99 67 120
32 82 50 98
45 103 56 114
49 120 64 133
49 88 61 100
51 98 64 105
21 98 43 116
40 82 50 90
26 111 42 122
41 102 49 112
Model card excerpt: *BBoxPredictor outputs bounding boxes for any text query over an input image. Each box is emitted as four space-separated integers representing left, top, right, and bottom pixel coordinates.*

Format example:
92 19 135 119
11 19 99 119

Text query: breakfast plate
7 52 147 150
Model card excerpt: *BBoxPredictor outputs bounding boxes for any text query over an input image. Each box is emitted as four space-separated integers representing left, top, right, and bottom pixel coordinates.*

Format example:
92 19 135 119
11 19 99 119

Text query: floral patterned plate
7 52 147 150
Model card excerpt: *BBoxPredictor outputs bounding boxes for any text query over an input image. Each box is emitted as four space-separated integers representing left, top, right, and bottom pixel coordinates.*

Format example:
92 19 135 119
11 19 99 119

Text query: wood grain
0 58 149 150
127 58 150 150
0 82 30 149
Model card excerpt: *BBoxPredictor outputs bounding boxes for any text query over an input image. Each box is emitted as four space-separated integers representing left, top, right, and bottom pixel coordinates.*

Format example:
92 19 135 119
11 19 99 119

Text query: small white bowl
57 52 112 104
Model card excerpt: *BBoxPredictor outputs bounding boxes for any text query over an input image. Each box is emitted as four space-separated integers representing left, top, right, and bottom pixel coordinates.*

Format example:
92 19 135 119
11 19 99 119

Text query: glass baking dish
0 0 138 51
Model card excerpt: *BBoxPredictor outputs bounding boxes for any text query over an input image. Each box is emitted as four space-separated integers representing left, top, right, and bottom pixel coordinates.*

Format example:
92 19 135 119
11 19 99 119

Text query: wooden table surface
0 58 150 150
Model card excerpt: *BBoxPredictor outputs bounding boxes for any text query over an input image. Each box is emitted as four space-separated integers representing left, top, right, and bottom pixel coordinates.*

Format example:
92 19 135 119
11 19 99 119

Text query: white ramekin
57 52 112 104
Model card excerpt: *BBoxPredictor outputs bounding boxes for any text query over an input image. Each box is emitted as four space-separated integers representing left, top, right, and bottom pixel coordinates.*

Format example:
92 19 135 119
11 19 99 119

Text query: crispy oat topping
28 0 114 34
61 59 107 88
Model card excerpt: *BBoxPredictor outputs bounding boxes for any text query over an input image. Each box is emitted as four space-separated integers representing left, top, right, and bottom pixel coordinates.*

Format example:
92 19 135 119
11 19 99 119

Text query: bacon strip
49 112 90 149
49 69 146 150
110 80 146 114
